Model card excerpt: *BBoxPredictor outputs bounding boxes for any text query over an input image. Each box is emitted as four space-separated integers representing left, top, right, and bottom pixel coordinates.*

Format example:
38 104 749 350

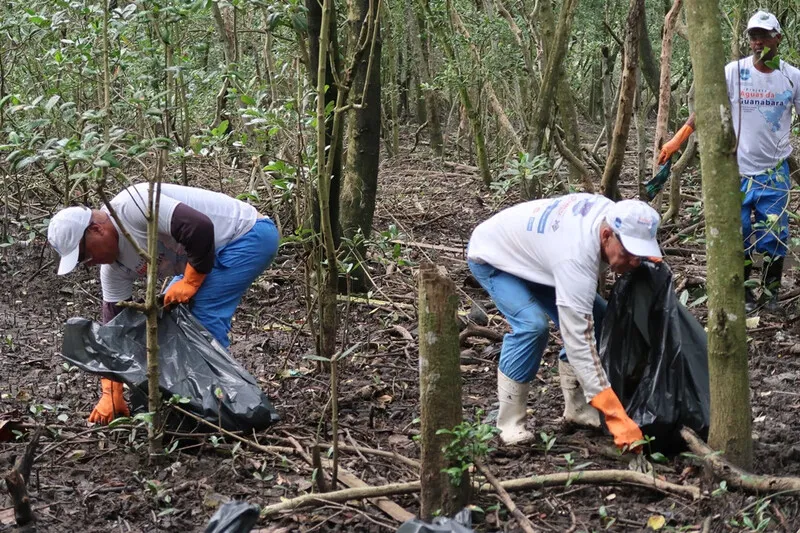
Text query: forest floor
1 131 800 533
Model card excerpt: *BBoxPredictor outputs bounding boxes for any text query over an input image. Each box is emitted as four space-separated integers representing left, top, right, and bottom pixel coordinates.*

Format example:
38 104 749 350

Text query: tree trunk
418 263 467 521
449 6 523 154
417 0 492 186
600 0 644 200
685 0 752 469
663 83 696 223
341 0 381 294
537 0 585 187
409 4 444 157
526 0 580 178
652 0 682 175
306 0 344 248
382 7 400 156
637 7 660 105
600 45 615 151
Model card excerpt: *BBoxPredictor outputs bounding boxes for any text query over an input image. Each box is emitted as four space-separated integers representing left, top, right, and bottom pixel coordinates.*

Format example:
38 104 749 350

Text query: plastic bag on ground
397 508 474 533
61 305 278 432
204 501 259 533
599 261 710 453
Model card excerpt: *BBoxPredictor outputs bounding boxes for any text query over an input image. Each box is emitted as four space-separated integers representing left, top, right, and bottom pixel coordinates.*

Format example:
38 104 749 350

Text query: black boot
744 261 758 314
762 256 784 313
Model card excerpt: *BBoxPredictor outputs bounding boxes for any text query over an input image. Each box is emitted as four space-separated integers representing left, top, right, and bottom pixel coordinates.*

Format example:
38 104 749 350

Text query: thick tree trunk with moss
685 0 752 469
341 0 381 294
600 0 644 200
418 263 467 521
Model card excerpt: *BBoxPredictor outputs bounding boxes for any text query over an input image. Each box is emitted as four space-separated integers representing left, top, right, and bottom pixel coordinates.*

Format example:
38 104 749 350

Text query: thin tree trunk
601 45 615 151
527 0 580 171
685 0 752 469
408 4 444 157
418 263 467 521
382 7 400 156
600 0 644 200
652 0 683 175
341 0 381 293
449 6 523 154
663 83 695 223
537 0 585 187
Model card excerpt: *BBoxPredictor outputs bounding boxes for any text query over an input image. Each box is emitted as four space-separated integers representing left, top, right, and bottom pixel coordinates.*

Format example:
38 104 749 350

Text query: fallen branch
682 427 800 493
459 323 504 345
260 467 700 517
475 460 536 533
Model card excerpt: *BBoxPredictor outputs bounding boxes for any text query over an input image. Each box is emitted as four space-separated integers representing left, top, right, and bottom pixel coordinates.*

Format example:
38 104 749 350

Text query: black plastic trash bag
204 501 259 533
61 305 279 432
599 261 710 453
397 508 474 533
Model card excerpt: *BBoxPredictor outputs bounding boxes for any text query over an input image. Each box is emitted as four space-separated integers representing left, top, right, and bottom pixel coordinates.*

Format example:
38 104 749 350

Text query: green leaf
45 95 60 111
240 94 256 106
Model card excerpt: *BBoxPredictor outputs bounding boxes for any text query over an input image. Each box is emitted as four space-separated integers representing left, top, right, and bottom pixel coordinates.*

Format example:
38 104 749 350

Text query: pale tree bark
685 0 752 469
341 0 381 294
662 83 696 223
600 0 644 200
382 7 400 156
408 4 444 157
449 6 523 154
652 0 683 175
601 45 615 151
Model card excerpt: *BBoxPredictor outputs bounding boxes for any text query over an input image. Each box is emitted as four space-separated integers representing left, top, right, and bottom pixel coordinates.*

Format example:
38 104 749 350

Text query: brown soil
1 136 800 532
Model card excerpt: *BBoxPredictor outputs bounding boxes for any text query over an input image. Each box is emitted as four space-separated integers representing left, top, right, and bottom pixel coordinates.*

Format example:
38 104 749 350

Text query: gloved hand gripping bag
599 261 709 453
61 305 278 432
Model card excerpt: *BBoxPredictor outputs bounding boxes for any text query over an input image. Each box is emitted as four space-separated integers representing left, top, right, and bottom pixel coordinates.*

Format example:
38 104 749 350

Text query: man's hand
164 263 207 306
590 387 644 451
658 123 695 165
88 378 130 424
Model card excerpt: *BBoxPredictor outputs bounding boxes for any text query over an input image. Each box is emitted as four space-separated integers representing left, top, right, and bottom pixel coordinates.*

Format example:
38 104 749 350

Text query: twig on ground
475 459 537 533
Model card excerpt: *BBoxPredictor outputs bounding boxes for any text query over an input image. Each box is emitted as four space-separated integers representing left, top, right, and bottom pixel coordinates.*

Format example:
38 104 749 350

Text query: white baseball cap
48 206 92 275
604 200 662 258
746 10 781 34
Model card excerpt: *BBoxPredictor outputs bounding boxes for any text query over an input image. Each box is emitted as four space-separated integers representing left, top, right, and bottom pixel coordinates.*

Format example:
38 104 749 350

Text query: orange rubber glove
590 387 643 451
88 378 130 424
658 123 695 165
164 263 207 307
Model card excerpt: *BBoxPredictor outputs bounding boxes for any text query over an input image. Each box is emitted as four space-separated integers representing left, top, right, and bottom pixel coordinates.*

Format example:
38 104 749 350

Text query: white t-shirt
100 183 259 302
468 194 612 314
725 56 800 176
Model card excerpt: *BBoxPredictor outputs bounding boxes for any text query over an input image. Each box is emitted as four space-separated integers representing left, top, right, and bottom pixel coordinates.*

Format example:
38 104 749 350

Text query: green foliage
436 410 499 486
491 153 550 202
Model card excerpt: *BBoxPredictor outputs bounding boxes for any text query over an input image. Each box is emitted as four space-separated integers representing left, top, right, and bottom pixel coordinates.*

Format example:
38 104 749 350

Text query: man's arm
658 112 696 165
163 203 215 306
558 305 644 450
170 203 215 274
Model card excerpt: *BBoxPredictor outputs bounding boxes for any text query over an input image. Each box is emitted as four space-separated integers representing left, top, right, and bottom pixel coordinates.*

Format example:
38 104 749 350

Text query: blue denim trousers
169 218 279 347
468 259 606 383
741 160 790 258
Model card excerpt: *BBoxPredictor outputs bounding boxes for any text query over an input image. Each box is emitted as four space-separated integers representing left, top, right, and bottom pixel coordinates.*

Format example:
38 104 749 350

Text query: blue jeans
468 260 606 383
741 160 790 258
169 218 279 347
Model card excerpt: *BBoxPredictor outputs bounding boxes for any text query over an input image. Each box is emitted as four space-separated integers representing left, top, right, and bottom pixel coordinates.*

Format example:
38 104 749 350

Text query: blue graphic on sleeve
758 90 792 132
527 217 535 232
571 198 595 217
537 199 560 233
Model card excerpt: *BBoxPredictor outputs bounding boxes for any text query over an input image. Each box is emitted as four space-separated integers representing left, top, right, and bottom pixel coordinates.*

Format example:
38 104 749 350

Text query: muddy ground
1 133 800 532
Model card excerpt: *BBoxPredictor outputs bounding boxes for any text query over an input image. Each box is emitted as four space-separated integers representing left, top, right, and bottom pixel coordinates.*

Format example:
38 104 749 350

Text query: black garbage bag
61 305 279 432
397 508 474 533
204 501 259 533
599 261 709 453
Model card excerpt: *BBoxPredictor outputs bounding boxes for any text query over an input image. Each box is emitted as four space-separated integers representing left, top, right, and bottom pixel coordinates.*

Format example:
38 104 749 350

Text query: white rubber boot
559 359 601 428
496 369 535 445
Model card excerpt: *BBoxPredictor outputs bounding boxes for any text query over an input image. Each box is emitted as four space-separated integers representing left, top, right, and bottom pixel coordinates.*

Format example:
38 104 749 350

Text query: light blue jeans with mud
468 259 606 383
168 218 279 348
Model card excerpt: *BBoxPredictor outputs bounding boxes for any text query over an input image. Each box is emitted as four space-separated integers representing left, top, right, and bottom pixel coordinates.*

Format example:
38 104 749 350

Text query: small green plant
711 480 728 497
730 497 772 532
437 410 500 486
539 431 557 457
598 505 616 529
